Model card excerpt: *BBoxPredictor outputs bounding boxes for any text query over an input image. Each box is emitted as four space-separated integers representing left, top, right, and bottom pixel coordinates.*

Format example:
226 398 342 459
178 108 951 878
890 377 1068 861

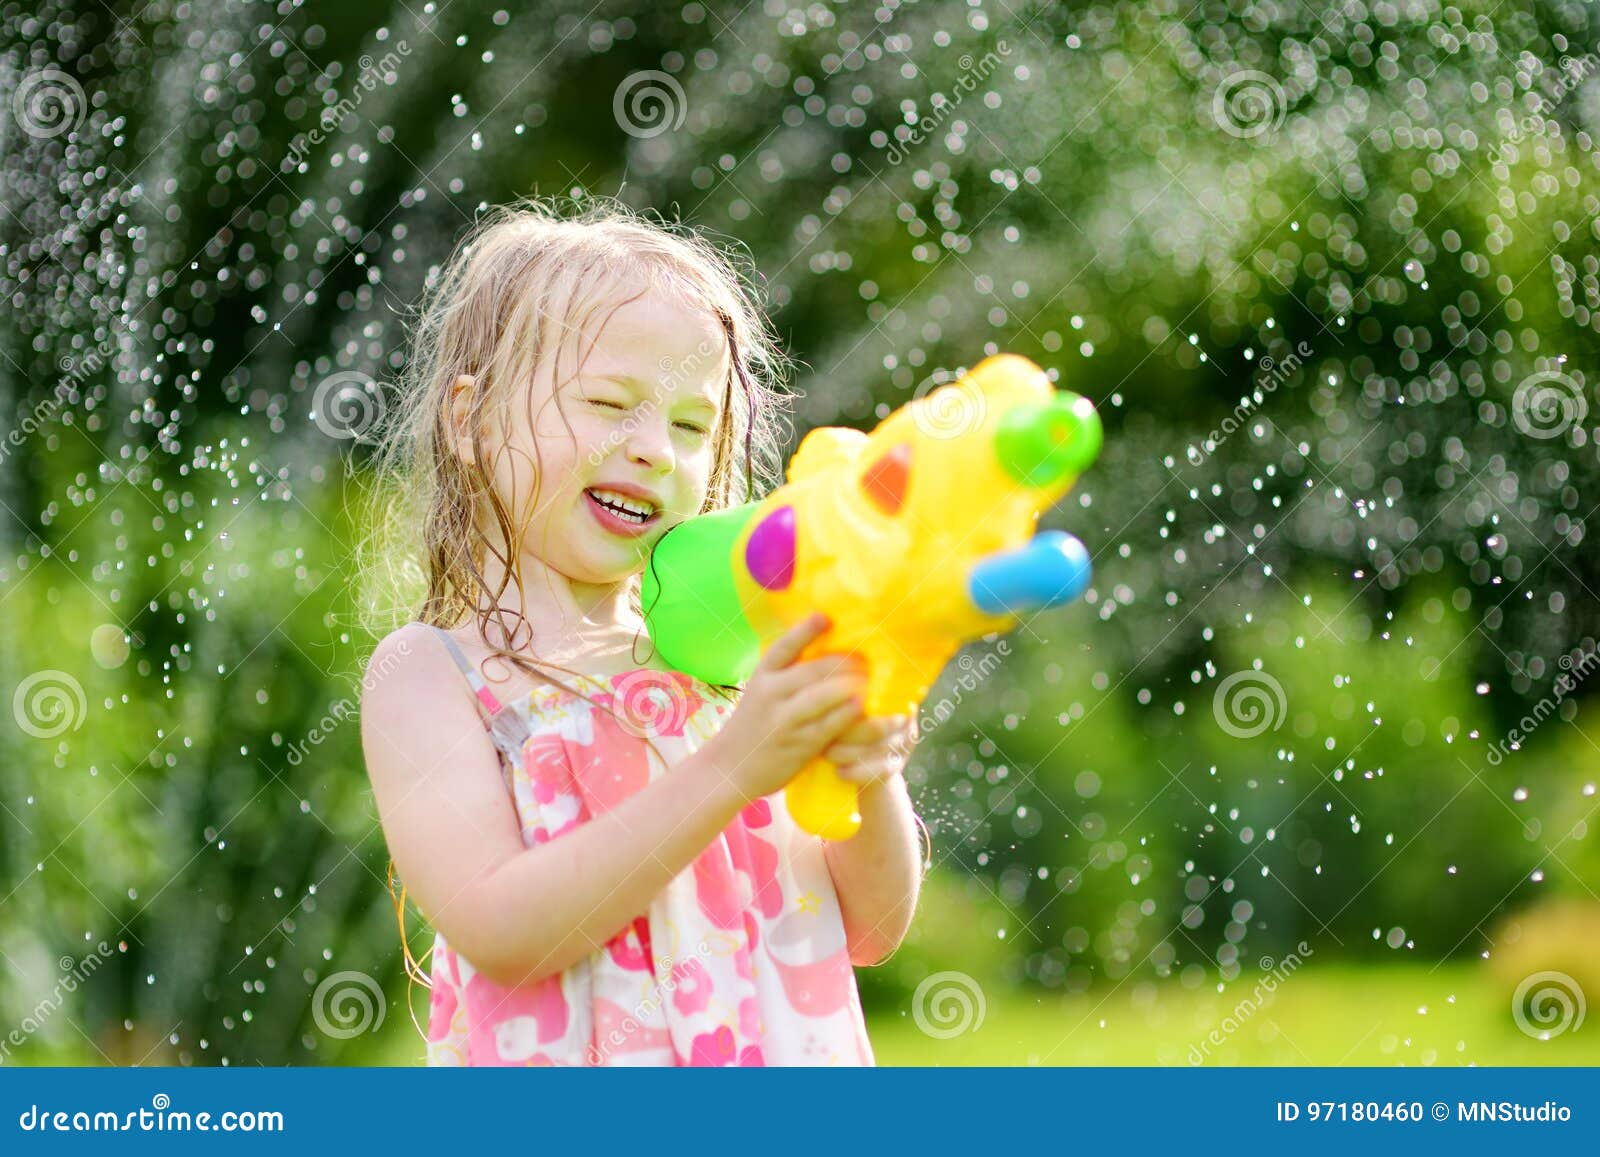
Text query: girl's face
487 286 730 589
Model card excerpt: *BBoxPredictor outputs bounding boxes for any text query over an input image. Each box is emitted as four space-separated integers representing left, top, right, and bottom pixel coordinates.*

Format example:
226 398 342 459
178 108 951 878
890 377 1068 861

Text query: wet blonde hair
369 195 792 660
369 198 794 1001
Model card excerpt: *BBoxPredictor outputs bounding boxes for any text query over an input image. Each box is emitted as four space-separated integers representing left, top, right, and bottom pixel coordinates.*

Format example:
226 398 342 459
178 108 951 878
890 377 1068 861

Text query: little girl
360 199 924 1066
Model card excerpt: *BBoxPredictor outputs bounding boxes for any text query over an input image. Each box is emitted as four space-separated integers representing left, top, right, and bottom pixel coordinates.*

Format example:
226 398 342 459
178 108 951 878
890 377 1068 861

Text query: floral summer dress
423 628 875 1067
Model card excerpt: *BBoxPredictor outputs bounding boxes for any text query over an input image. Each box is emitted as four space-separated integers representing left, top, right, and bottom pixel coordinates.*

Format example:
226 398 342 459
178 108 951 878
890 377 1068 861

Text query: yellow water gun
642 353 1101 838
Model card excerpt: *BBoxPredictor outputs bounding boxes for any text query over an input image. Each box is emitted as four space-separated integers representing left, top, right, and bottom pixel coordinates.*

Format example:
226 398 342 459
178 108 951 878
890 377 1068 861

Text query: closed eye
587 398 627 411
674 421 710 435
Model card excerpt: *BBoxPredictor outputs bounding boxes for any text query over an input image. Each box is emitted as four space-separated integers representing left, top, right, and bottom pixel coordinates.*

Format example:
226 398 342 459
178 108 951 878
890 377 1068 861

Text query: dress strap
428 626 533 763
430 626 506 713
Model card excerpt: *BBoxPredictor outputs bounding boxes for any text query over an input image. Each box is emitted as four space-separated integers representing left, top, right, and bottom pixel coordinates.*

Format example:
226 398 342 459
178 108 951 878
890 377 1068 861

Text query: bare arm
362 614 866 989
823 771 923 965
361 624 750 987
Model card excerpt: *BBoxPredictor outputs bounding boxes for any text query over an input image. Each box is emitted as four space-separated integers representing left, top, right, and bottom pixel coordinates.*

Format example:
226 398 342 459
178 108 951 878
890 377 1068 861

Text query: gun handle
785 757 862 840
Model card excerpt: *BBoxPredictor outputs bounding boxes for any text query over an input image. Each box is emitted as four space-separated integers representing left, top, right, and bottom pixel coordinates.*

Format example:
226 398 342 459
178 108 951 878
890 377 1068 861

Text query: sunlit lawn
341 961 1599 1066
865 963 1598 1066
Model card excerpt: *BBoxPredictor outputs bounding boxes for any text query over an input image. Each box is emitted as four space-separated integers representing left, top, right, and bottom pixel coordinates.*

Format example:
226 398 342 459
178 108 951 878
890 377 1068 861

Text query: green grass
356 960 1597 1066
16 962 1593 1066
866 962 1599 1066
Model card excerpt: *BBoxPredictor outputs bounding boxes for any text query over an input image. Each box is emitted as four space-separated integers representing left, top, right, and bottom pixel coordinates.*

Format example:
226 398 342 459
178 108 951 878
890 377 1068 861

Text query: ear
446 373 477 465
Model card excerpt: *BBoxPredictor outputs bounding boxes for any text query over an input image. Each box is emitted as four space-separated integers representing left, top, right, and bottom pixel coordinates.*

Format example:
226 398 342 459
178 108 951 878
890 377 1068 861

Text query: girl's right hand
703 612 868 803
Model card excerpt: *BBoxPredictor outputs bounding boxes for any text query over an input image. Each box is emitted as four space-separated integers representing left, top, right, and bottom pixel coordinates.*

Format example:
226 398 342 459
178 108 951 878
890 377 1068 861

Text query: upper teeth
590 489 655 518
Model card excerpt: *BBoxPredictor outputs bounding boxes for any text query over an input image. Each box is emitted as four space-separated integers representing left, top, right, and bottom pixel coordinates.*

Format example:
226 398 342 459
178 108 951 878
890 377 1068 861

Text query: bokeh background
3 0 1600 1066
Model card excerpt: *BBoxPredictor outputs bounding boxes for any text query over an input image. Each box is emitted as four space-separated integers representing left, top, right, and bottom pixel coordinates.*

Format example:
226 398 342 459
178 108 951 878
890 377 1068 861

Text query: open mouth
584 487 662 528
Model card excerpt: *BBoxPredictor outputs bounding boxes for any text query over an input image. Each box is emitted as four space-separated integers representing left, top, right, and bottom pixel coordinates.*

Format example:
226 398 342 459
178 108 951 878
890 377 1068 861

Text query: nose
625 411 675 473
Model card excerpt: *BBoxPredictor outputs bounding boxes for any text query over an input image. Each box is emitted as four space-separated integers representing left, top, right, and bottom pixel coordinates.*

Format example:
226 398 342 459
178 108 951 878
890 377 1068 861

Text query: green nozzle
995 392 1102 488
642 503 763 685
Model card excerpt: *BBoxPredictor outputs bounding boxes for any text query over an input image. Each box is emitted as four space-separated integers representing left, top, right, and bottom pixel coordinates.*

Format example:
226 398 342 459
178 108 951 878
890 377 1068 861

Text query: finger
813 695 866 739
871 714 912 741
786 673 865 726
757 611 831 672
833 754 903 785
787 650 868 682
831 716 885 747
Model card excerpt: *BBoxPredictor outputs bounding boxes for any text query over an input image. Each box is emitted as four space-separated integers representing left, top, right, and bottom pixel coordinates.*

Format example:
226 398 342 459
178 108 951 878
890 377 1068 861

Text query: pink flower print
465 972 569 1063
741 797 772 828
524 733 584 842
692 843 743 929
725 823 783 919
739 995 762 1041
524 733 569 806
738 1044 765 1067
427 966 458 1043
688 1025 737 1066
606 915 652 972
568 713 651 815
669 956 712 1017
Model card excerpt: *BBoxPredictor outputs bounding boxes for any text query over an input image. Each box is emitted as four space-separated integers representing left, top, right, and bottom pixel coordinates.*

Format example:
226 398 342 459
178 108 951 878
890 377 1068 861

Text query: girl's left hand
823 713 919 785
